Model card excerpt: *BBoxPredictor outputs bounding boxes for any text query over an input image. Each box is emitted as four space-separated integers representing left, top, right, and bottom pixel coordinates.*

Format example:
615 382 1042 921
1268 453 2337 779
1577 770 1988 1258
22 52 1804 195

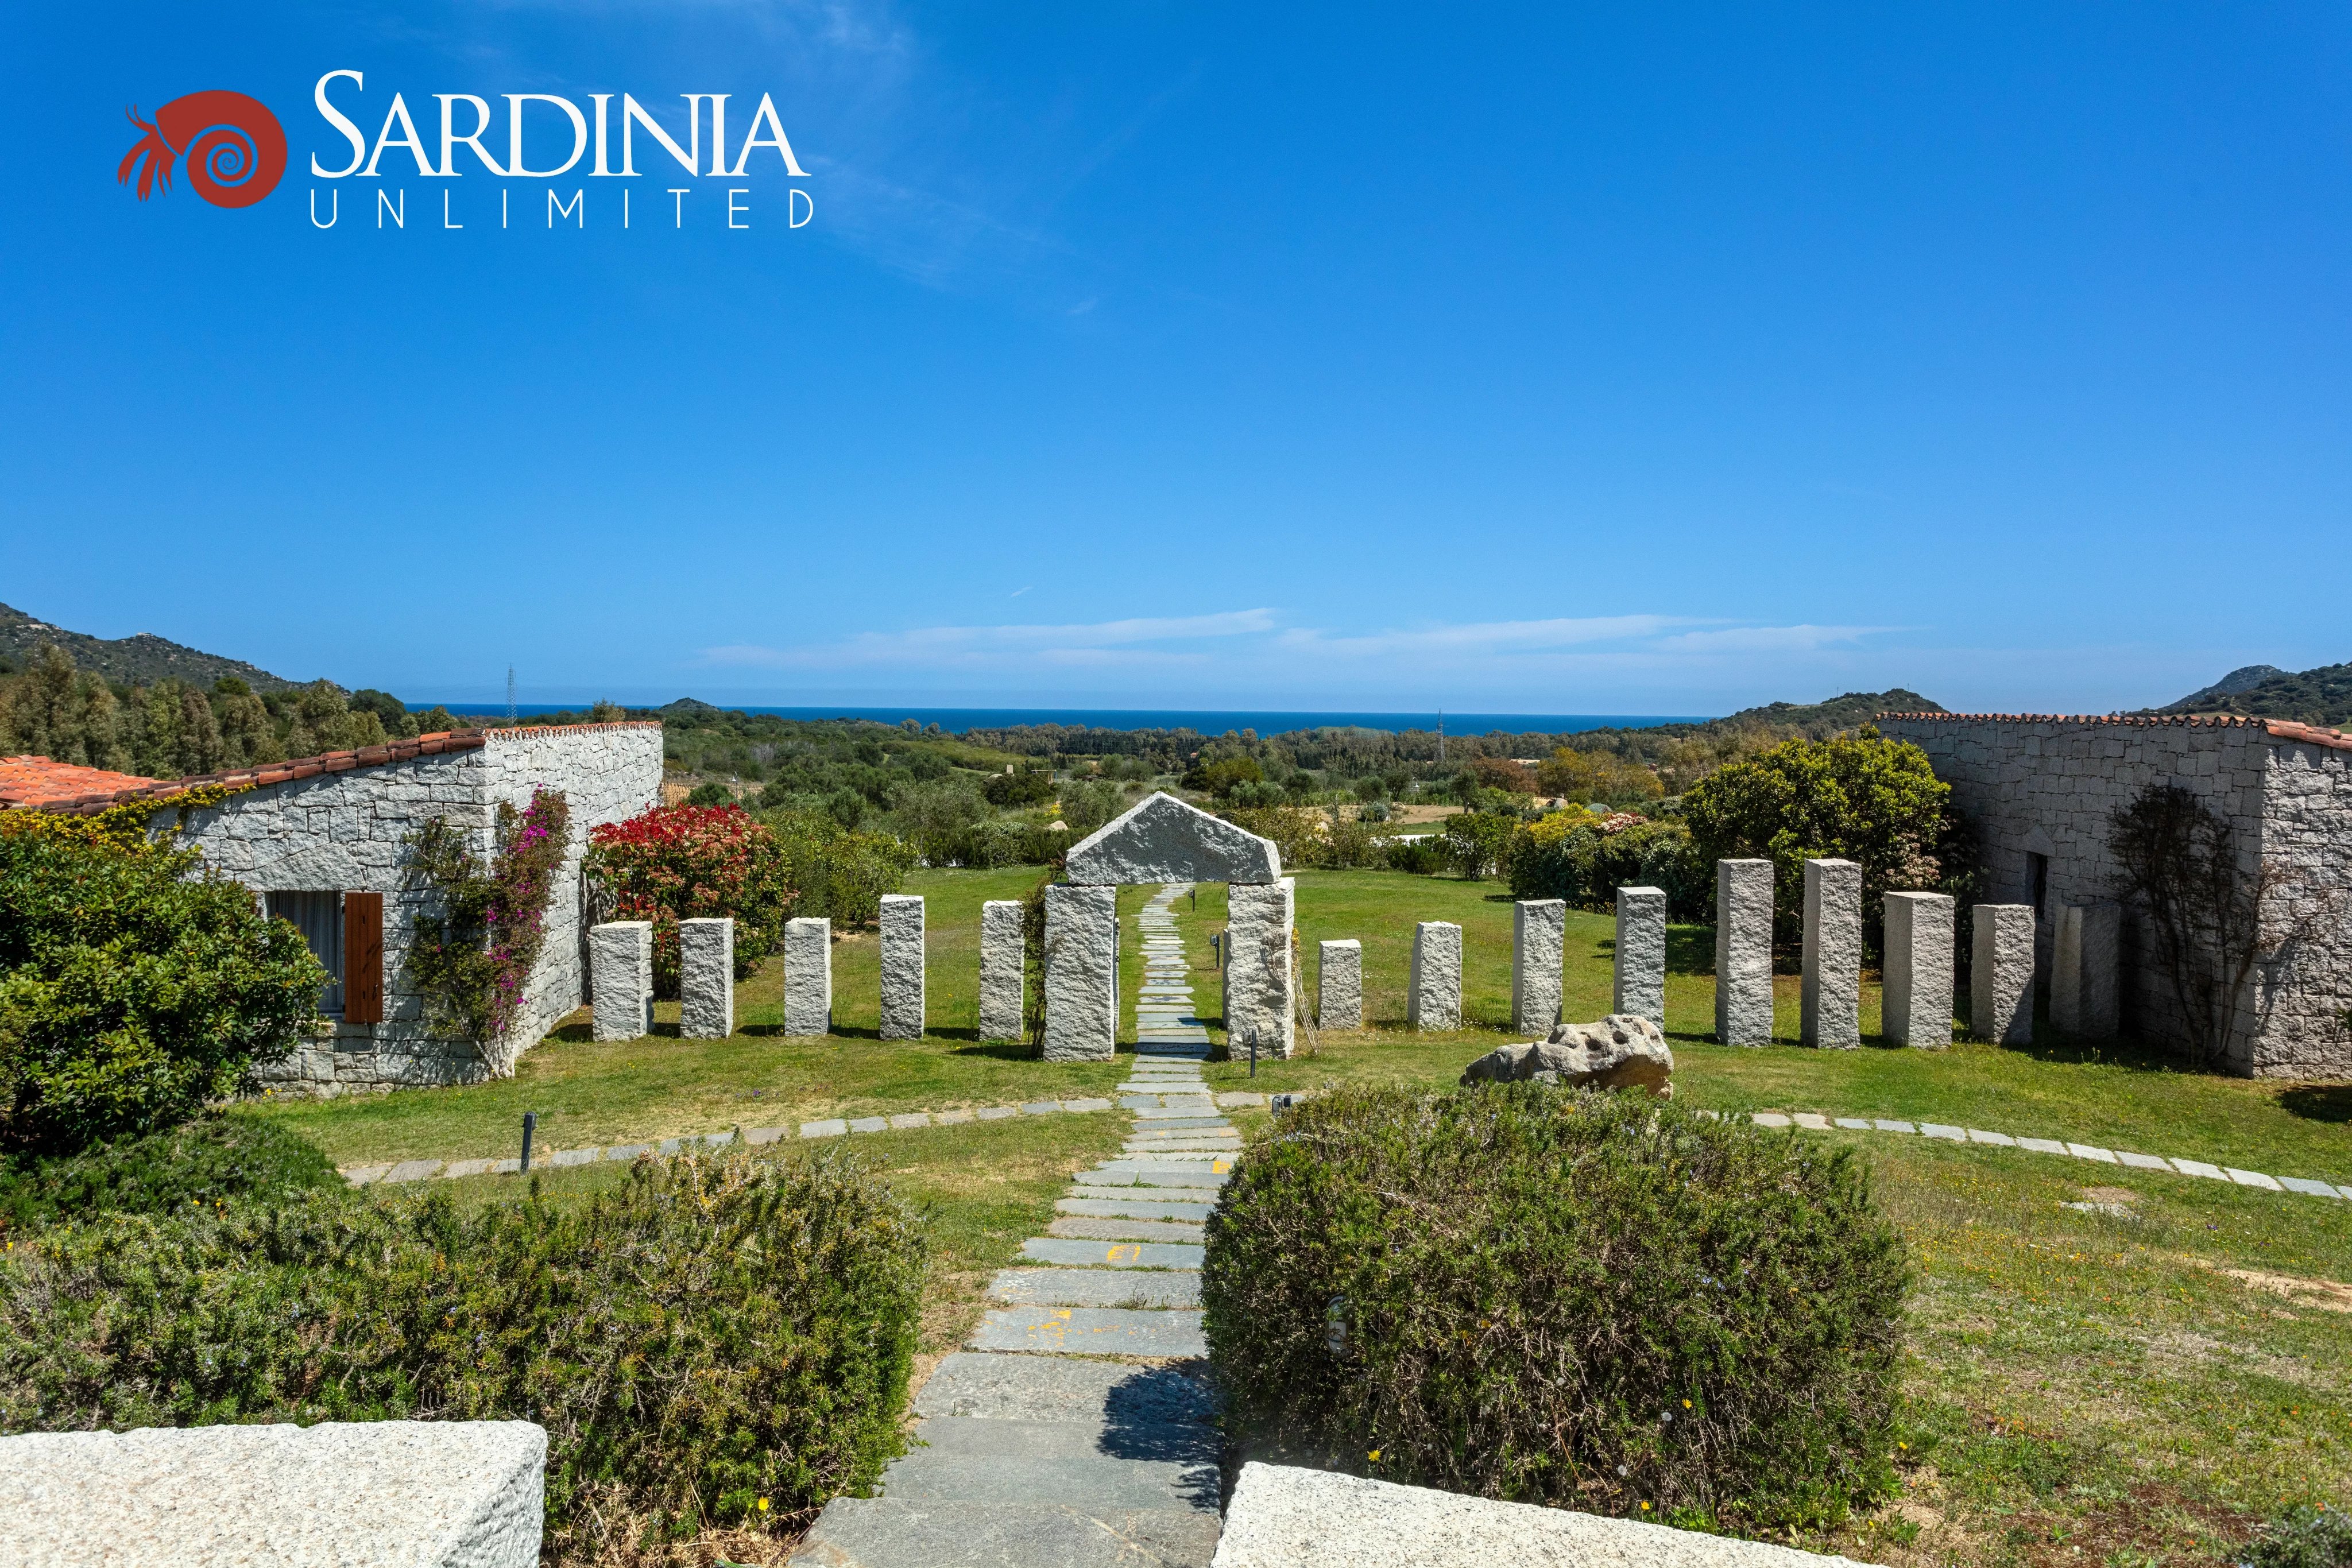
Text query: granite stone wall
1878 715 2352 1075
175 723 663 1095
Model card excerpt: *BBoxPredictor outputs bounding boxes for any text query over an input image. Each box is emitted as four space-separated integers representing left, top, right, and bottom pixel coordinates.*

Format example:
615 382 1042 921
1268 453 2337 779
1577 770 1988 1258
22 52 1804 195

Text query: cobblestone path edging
788 881 1227 1567
1736 1108 2352 1200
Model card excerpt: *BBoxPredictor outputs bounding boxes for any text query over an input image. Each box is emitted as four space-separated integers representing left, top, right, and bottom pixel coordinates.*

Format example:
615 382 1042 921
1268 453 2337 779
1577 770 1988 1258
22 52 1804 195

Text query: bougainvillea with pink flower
404 789 571 1043
586 804 795 997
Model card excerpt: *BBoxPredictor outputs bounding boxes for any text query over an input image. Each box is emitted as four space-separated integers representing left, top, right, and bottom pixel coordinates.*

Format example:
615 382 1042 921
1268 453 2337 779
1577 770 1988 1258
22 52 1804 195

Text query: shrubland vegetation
0 1150 926 1558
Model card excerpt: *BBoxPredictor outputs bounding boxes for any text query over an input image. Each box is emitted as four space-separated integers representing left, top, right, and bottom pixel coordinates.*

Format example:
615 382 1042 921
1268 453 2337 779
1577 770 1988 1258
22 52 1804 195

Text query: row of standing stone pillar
586 860 2115 1048
1311 857 2116 1046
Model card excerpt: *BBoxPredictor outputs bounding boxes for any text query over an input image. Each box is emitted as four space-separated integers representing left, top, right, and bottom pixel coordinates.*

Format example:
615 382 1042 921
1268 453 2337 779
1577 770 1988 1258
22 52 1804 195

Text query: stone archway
1042 792 1294 1062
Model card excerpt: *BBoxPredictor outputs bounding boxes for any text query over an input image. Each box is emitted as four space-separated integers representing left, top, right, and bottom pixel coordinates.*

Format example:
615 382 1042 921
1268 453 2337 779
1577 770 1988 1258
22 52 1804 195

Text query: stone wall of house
479 725 666 1071
1878 715 2352 1076
2253 741 2352 1077
174 723 663 1096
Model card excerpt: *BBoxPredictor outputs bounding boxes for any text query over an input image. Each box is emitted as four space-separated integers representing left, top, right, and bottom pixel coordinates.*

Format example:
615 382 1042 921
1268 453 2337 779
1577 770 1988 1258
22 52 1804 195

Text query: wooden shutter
344 892 385 1024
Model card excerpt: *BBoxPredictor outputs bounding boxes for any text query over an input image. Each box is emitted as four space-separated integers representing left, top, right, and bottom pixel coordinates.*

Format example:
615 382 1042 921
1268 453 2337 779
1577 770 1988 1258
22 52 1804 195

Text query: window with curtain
266 891 345 1016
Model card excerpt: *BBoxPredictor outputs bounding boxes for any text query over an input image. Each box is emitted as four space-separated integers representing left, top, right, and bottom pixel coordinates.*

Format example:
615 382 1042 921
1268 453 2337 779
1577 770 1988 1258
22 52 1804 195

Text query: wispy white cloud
1275 615 1702 659
1647 624 1895 653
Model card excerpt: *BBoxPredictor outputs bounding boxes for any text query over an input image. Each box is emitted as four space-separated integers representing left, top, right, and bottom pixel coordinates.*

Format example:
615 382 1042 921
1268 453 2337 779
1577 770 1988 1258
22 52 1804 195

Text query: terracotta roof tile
11 721 665 817
0 756 165 807
1875 711 2352 756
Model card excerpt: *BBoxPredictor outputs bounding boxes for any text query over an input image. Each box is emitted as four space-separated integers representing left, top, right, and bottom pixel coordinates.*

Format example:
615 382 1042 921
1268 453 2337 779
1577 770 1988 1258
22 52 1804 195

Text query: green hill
2156 663 2352 728
0 602 296 692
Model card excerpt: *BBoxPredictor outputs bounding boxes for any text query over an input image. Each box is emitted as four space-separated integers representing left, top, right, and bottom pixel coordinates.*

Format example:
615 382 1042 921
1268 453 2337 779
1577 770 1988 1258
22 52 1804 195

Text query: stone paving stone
2018 1137 2068 1155
606 1143 653 1161
990 1267 1203 1309
910 1412 1214 1467
1023 1101 1063 1116
970 1306 1209 1358
745 1125 788 1144
384 1159 445 1182
1058 1195 1217 1222
802 1119 849 1139
483 1157 520 1174
1086 1161 1232 1184
889 1113 931 1130
976 1106 1018 1121
2067 1143 2118 1163
1967 1129 2017 1146
547 1148 600 1168
2116 1150 2170 1170
342 1165 394 1184
2227 1167 2283 1191
1132 1109 1228 1124
1117 1151 1229 1166
790 1497 1220 1567
440 1158 494 1179
2171 1158 2229 1180
933 1109 973 1126
1751 1113 1791 1128
877 1444 1216 1511
1215 1092 1268 1108
2281 1177 2343 1198
849 1117 890 1135
1920 1123 1966 1141
1063 1097 1116 1113
1074 1174 1223 1194
1124 1139 1240 1155
1128 1124 1235 1139
1835 1117 1871 1130
1049 1217 1206 1243
1873 1119 1916 1134
1792 1113 1830 1130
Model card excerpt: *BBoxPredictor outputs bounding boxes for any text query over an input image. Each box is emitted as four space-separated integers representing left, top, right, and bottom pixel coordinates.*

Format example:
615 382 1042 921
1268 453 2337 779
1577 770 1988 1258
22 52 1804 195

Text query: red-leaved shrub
586 806 794 997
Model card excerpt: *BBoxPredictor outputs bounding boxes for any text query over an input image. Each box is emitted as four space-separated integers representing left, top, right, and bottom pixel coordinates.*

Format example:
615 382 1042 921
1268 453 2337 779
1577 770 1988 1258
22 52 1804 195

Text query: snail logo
118 91 288 208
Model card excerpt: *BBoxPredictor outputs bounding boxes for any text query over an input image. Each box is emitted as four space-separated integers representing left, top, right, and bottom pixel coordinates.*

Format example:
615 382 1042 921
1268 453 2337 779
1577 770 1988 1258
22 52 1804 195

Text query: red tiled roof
14 721 664 816
0 756 164 807
1875 712 2352 756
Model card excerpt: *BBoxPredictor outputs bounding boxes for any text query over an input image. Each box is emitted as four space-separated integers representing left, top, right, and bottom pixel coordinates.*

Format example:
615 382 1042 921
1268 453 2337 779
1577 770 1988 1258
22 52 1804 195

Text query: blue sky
3 3 2346 715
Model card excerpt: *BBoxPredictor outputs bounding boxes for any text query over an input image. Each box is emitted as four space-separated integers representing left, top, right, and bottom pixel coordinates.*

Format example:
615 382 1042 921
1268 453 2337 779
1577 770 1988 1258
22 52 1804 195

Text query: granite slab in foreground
0 1420 546 1568
1210 1464 1880 1568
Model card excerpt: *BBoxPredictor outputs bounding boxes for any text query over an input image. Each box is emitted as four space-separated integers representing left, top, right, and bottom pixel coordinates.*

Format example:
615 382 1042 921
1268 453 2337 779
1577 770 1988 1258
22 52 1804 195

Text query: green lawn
241 864 2352 1562
434 1109 1127 1361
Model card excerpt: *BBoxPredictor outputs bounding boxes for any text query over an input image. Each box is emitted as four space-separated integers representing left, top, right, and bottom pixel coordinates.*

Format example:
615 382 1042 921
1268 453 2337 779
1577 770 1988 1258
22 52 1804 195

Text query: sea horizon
405 702 1715 738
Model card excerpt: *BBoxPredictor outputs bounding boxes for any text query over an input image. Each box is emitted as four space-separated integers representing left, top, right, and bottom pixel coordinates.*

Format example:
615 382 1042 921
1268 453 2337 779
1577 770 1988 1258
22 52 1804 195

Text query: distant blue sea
411 703 1709 736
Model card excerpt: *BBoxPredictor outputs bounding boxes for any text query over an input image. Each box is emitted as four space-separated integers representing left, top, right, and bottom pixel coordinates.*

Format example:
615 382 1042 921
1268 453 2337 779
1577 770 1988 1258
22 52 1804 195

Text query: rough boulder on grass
1460 1015 1673 1096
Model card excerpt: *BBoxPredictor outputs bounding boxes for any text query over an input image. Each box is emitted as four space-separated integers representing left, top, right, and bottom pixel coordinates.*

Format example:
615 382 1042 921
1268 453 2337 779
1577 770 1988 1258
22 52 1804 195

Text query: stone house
21 722 664 1095
1876 711 2352 1077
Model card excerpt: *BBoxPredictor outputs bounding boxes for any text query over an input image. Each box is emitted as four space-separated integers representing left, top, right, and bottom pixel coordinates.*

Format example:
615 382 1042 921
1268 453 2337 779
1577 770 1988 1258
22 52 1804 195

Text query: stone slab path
791 884 1228 1567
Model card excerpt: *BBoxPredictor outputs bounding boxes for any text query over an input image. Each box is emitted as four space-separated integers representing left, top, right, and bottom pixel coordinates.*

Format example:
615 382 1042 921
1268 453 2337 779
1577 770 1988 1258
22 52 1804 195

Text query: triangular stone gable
1064 791 1282 885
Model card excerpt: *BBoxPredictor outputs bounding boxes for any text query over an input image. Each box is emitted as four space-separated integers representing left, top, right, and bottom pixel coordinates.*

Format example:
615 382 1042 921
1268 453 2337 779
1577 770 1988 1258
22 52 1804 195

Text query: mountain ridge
0 602 298 693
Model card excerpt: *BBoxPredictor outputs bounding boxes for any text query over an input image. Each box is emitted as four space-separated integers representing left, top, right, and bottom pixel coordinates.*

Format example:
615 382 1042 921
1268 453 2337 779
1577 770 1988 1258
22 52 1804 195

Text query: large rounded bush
0 829 326 1155
587 804 796 994
0 1113 337 1234
1201 1083 1908 1532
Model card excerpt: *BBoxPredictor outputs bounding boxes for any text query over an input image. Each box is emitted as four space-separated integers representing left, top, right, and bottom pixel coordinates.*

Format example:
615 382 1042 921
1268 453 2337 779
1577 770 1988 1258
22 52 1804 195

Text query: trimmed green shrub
1387 836 1446 875
0 1149 926 1555
0 830 325 1156
1202 1083 1907 1532
0 1113 338 1235
2246 1505 2352 1568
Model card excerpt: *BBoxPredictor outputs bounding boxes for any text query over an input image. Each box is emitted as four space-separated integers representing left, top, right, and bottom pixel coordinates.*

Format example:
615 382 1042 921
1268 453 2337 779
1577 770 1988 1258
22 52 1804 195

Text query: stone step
1059 1195 1216 1222
1048 1217 1205 1244
1121 1098 1217 1114
970 1306 1208 1358
1123 1133 1239 1147
1118 1147 1231 1161
788 1497 1218 1567
1023 1237 1206 1270
895 1412 1219 1481
882 1448 1214 1513
989 1267 1201 1308
916 1352 1218 1426
1129 1112 1229 1125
